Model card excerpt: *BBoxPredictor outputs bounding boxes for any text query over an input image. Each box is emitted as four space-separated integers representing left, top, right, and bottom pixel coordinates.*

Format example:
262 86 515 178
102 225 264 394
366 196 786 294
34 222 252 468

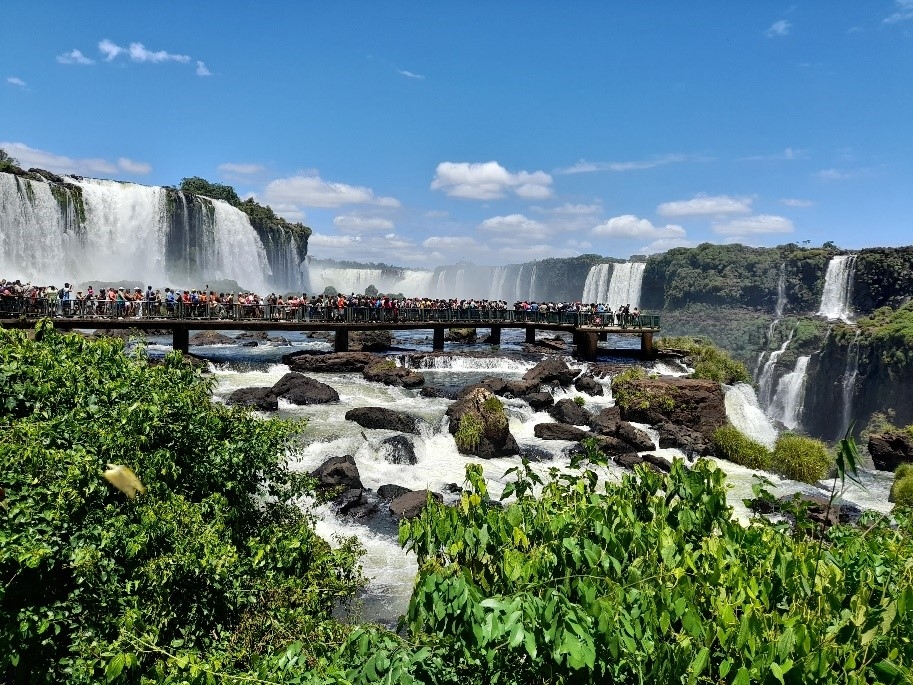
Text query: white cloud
333 215 395 232
556 154 688 174
218 162 264 176
712 214 794 236
780 198 814 207
309 233 362 249
535 203 602 216
592 215 686 240
478 214 550 242
740 147 804 161
117 157 151 175
98 39 123 61
196 61 212 77
397 69 424 80
638 237 697 254
7 77 26 87
261 174 400 208
128 42 190 63
423 236 479 249
430 161 553 200
57 49 95 65
765 19 792 37
885 0 913 24
657 194 752 217
816 168 863 181
0 142 150 177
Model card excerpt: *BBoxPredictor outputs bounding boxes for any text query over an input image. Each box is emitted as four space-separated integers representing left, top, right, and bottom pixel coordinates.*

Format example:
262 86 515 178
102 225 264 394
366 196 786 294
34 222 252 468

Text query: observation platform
0 304 660 360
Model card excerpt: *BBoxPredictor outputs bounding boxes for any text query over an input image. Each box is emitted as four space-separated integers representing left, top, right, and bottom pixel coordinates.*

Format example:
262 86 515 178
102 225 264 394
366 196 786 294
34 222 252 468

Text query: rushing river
143 328 894 626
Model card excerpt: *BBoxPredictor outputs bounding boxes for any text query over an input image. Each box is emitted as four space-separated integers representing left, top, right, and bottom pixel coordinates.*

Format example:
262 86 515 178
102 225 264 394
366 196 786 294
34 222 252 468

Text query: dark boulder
642 453 674 472
226 386 278 411
534 423 590 442
574 375 605 396
593 435 639 457
380 435 417 465
519 445 555 462
363 360 425 387
617 378 726 442
189 331 236 346
390 490 443 520
868 432 913 471
351 330 394 352
333 488 378 519
504 379 541 397
236 330 268 342
345 407 421 434
283 351 379 373
523 358 579 386
549 398 592 426
420 386 458 400
446 387 520 458
271 372 339 405
377 484 412 501
525 392 555 410
614 453 644 470
311 455 362 491
593 419 655 452
589 406 622 433
656 421 714 457
445 328 477 343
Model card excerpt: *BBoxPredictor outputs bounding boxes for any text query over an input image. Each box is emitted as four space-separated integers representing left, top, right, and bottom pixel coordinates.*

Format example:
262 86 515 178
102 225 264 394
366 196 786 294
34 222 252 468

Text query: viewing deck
0 301 661 359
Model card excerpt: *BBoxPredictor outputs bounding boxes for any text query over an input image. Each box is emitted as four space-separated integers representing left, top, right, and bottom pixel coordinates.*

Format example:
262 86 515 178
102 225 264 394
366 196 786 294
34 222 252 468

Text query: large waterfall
768 355 810 430
581 262 645 307
818 255 857 322
840 332 861 437
757 328 795 408
0 172 307 292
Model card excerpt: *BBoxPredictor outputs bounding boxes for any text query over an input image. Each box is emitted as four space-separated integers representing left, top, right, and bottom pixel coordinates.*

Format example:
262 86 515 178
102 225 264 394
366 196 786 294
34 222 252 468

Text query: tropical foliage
0 147 19 172
713 424 773 471
657 336 751 384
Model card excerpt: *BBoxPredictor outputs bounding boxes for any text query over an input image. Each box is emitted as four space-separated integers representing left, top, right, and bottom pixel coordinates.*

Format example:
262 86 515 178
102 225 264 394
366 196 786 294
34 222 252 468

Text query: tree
0 148 19 172
179 176 242 205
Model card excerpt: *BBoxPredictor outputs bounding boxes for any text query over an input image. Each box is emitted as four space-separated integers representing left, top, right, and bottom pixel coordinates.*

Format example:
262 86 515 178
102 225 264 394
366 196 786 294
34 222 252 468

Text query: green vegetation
455 412 485 452
612 367 675 412
657 336 751 384
0 147 19 172
573 395 586 407
854 301 913 369
398 448 913 684
773 433 832 484
892 465 913 507
0 324 362 683
712 424 773 470
658 305 771 365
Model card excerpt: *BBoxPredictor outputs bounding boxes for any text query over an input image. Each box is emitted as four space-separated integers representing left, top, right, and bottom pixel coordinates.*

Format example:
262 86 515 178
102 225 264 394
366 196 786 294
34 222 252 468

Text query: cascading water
840 331 861 437
768 355 810 430
757 328 794 407
755 264 789 380
580 262 645 307
725 383 778 449
818 255 857 322
581 264 612 303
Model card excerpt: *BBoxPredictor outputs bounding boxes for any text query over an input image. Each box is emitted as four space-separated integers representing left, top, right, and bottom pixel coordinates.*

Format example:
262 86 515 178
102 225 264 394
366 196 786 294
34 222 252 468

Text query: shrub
712 424 773 471
455 412 484 452
612 367 675 412
658 336 750 384
772 433 832 484
891 464 913 506
573 395 586 407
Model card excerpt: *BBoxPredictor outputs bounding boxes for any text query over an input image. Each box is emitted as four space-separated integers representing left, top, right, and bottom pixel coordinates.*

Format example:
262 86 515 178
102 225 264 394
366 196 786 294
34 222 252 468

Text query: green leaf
687 647 710 685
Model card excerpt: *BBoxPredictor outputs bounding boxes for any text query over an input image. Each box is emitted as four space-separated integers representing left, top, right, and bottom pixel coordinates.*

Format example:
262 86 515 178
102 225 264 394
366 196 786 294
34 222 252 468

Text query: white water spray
768 355 810 430
818 255 857 322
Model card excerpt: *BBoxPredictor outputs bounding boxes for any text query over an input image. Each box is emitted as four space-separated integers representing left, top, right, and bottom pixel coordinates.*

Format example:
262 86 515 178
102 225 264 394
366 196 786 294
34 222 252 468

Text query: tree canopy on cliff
0 147 19 172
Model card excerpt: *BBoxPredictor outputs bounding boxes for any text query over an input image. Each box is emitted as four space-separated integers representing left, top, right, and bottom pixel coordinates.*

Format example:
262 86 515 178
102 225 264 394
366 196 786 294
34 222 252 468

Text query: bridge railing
0 296 660 329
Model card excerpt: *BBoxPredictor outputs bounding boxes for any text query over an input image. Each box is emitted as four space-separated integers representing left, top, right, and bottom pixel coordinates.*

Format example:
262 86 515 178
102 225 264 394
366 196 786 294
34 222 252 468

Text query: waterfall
306 263 434 297
773 263 787 320
840 332 861 437
606 262 646 308
818 255 857 322
0 172 311 292
757 328 795 408
581 263 612 303
768 355 810 430
725 384 778 449
527 264 539 302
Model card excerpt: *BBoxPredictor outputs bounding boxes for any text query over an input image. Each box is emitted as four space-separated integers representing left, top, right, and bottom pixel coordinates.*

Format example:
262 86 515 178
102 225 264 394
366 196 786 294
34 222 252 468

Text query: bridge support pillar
489 326 501 345
525 326 536 344
335 328 349 353
433 327 445 351
173 327 189 354
598 331 608 342
574 330 598 361
641 331 655 358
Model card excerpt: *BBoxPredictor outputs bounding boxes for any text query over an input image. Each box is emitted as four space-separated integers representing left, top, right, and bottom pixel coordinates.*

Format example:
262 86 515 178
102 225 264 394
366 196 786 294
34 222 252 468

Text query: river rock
311 455 362 491
593 435 638 457
390 489 443 520
868 431 913 471
656 421 714 457
236 330 268 342
619 378 726 442
589 406 622 432
525 392 555 410
574 375 605 396
504 378 541 397
420 386 458 400
642 453 674 472
615 453 644 470
345 407 421 434
380 435 417 465
351 330 394 351
226 386 278 411
549 398 592 426
271 372 339 405
445 328 477 343
377 484 412 501
189 331 236 346
445 387 520 458
533 422 590 442
332 488 378 519
362 360 425 387
267 336 290 345
593 419 655 452
283 351 379 372
523 358 579 386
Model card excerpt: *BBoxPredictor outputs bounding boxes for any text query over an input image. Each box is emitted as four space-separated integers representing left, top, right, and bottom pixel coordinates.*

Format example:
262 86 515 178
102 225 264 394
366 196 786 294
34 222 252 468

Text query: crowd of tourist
0 278 646 326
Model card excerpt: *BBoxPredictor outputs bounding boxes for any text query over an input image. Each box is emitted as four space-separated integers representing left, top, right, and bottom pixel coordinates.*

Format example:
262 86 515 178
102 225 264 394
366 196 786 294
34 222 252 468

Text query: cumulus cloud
218 162 265 176
781 198 814 207
556 154 688 174
656 194 752 218
333 215 395 232
765 19 791 37
309 233 363 249
98 39 123 61
478 214 550 243
96 39 202 72
885 0 913 24
534 202 602 216
423 236 479 249
397 69 424 80
196 61 212 77
0 142 151 177
712 214 795 236
7 77 26 87
639 237 697 254
592 215 686 240
128 42 190 63
57 49 94 65
431 161 553 200
261 174 400 208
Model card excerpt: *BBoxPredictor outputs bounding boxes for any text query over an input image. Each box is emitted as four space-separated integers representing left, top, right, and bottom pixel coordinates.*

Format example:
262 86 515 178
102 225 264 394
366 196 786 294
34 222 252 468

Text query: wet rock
614 453 644 470
525 392 554 410
390 489 443 520
226 386 278 411
345 407 421 434
479 377 508 395
504 379 541 397
267 336 290 345
189 331 236 346
549 398 592 426
656 421 714 457
351 330 394 352
446 387 520 458
574 375 604 396
377 484 412 501
363 360 425 387
420 386 458 400
445 328 477 343
271 372 339 405
641 453 673 472
523 358 579 386
589 406 622 433
593 435 638 457
519 445 555 462
236 330 268 342
534 423 590 442
442 482 463 494
283 351 379 372
380 435 417 465
617 378 726 442
311 455 362 491
333 488 370 516
868 432 913 472
593 419 655 452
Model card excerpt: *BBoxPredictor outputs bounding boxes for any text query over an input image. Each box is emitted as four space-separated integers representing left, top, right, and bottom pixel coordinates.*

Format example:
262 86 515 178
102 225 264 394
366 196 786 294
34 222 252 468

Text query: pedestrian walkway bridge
0 302 661 360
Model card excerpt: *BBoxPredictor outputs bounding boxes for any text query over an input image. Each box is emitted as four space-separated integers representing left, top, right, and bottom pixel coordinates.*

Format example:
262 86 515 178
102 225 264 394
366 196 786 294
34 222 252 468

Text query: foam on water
725 383 778 449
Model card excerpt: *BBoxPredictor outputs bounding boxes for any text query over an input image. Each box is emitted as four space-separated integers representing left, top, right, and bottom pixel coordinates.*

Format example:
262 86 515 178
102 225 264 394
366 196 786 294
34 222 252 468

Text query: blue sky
3 2 912 267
